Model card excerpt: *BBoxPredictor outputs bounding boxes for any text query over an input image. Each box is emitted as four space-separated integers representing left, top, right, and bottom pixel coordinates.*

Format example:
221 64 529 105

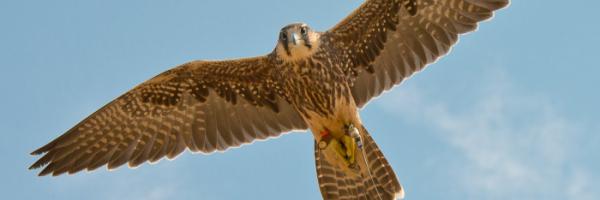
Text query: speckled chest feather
276 49 351 119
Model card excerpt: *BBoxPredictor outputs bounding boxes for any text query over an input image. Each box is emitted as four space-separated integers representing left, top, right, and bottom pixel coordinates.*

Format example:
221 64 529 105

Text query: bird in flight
30 0 509 199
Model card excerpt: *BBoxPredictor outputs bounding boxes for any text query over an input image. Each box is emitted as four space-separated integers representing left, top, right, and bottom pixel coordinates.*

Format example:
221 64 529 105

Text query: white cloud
378 68 598 200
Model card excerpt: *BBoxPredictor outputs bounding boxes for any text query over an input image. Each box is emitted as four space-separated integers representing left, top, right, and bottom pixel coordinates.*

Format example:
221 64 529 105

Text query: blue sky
1 0 599 199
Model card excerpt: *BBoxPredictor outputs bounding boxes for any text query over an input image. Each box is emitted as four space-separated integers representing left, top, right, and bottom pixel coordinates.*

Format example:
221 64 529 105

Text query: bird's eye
300 27 308 35
281 32 288 41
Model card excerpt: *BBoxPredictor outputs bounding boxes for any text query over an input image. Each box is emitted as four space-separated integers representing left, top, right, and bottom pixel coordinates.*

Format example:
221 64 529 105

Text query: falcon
30 0 509 199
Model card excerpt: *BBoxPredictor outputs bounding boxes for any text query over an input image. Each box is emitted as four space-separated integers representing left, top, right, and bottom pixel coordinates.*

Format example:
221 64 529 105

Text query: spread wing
324 0 509 107
29 56 307 176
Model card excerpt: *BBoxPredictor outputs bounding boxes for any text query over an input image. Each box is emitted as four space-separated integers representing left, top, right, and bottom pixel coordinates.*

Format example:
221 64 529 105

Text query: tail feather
315 125 403 200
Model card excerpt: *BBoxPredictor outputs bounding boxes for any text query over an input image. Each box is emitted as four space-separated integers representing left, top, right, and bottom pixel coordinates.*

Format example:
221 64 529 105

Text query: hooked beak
291 33 299 45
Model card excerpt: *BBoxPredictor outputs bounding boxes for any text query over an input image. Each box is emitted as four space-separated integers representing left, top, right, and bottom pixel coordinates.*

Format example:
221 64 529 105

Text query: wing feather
30 56 308 176
324 0 509 107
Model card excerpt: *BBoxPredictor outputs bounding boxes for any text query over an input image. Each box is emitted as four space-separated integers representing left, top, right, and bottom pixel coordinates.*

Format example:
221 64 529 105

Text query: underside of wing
29 56 307 176
324 0 509 107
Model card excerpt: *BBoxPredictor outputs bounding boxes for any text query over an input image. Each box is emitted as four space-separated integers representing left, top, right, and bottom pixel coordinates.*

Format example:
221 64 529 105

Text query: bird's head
275 23 320 62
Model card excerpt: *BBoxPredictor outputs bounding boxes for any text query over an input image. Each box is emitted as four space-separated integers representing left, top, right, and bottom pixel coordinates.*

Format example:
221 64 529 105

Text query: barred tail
315 125 404 200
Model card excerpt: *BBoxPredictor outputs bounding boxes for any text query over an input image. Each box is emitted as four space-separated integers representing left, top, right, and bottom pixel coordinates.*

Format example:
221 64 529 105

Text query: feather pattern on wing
322 0 509 107
29 56 307 176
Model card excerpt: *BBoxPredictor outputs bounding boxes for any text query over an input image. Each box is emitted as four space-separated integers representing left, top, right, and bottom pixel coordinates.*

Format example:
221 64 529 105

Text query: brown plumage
30 0 509 199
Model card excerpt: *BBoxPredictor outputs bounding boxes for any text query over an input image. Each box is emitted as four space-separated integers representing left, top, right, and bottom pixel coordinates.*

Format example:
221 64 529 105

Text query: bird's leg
342 123 361 166
318 124 361 167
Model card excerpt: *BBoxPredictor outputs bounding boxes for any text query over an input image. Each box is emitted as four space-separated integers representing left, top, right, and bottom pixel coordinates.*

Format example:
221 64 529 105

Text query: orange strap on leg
318 129 332 149
320 130 330 138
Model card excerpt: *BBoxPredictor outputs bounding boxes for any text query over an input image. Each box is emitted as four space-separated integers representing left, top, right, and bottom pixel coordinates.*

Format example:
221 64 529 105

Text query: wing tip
477 0 511 11
29 150 55 172
396 186 406 199
30 143 54 155
30 150 43 156
498 0 511 9
37 163 55 176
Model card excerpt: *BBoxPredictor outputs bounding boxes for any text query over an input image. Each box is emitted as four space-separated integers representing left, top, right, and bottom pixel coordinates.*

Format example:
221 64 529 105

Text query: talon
318 124 361 167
